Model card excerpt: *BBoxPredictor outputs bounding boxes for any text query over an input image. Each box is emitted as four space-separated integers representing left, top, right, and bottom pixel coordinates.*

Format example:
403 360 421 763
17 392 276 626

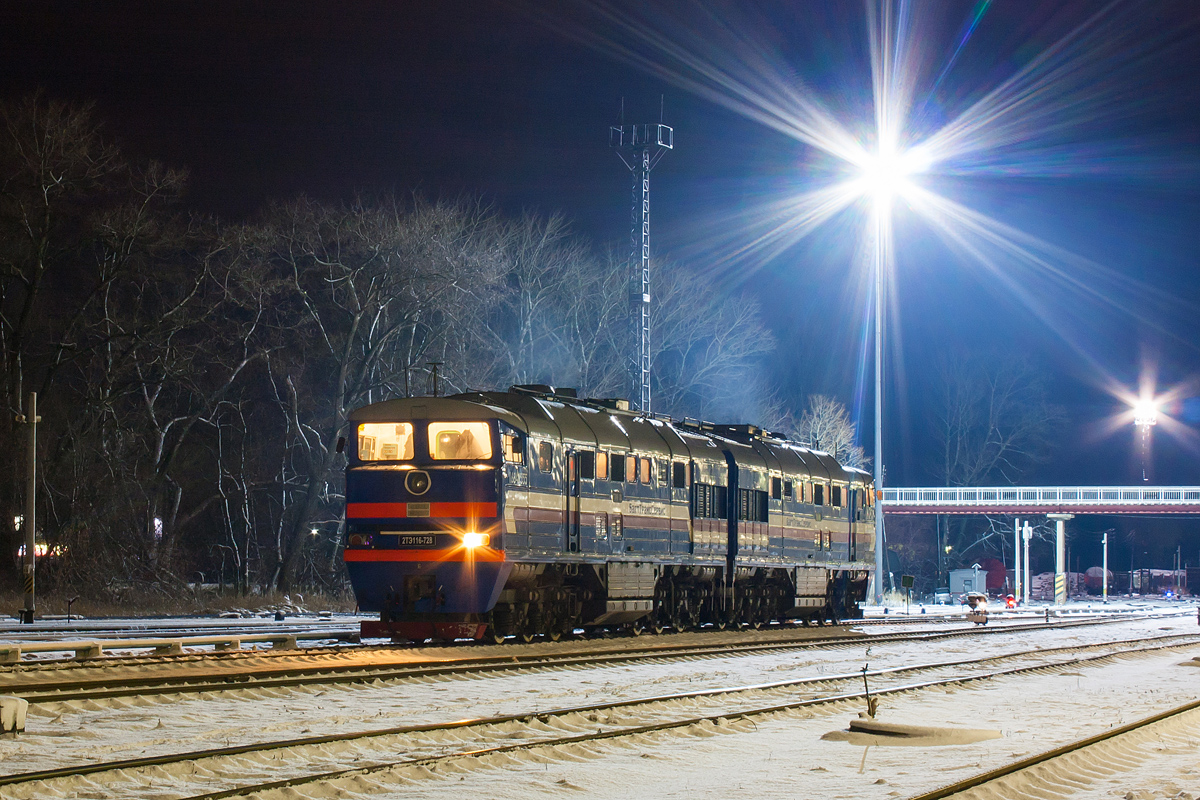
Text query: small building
949 567 988 598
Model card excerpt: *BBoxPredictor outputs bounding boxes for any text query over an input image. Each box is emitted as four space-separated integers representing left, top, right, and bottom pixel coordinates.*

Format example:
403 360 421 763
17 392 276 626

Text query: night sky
4 1 1200 563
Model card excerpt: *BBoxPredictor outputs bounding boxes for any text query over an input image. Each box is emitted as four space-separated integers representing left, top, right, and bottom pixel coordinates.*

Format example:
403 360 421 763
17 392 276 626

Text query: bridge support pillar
1047 513 1074 605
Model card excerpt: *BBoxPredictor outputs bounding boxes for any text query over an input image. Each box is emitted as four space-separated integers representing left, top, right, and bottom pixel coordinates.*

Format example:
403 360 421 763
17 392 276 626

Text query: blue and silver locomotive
344 385 875 641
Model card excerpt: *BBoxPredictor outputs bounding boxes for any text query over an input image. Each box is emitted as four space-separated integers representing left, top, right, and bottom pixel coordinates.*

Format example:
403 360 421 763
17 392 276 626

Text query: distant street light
1132 399 1159 428
1132 398 1159 481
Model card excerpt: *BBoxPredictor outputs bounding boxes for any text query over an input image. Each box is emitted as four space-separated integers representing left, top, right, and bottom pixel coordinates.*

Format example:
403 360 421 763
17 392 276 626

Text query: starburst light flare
549 0 1199 596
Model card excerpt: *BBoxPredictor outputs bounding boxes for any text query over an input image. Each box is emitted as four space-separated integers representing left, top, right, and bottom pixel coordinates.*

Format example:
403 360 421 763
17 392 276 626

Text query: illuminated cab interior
355 421 494 464
351 420 498 549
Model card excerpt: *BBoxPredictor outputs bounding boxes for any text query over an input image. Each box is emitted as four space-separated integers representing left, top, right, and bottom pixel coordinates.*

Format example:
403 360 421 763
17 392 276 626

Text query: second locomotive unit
344 385 875 641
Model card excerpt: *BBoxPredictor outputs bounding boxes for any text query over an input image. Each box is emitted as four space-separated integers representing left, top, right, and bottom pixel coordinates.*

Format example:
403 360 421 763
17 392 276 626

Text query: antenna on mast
608 101 673 414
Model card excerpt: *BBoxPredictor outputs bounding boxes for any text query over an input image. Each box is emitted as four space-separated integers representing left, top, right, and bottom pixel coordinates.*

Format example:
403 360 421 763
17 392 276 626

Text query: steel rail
3 633 1198 794
0 607 1167 672
9 613 1173 704
905 696 1200 800
180 638 1200 800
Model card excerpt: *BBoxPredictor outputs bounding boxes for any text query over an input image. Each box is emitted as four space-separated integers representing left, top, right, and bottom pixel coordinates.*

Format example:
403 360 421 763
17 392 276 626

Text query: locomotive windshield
357 422 414 461
428 421 492 460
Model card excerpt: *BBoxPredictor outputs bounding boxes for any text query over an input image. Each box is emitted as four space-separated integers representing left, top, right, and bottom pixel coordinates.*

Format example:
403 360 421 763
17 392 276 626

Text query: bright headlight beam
462 532 490 549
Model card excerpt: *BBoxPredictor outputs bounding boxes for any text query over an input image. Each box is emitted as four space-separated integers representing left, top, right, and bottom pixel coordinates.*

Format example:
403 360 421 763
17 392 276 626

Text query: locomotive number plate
394 534 435 547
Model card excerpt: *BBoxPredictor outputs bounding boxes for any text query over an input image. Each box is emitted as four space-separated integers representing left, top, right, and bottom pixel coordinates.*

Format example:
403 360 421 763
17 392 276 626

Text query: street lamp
856 142 929 604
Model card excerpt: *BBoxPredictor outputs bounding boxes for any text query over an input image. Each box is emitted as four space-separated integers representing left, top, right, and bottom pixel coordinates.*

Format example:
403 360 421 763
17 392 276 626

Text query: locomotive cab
345 402 521 640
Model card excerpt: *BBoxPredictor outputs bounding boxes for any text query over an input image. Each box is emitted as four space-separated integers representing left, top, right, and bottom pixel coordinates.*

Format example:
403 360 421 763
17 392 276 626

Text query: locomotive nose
406 470 431 495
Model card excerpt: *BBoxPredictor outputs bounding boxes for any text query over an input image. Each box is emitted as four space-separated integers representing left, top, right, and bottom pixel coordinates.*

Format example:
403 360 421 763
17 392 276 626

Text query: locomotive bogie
344 386 877 641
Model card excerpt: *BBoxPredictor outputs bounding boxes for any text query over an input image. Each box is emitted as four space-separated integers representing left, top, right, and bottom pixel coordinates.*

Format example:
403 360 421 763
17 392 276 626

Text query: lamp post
1013 518 1021 600
873 218 886 603
1022 521 1032 605
1133 399 1157 482
856 143 928 605
1102 531 1108 603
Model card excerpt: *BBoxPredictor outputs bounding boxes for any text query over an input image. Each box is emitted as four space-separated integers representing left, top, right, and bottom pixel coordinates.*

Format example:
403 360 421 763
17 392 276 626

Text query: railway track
0 606 1176 671
6 612 1182 704
907 694 1200 799
0 607 1176 673
3 634 1197 799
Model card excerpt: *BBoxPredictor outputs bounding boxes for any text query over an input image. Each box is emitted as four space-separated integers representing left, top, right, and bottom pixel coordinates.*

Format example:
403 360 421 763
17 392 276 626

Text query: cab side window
596 451 609 480
537 441 554 472
501 432 524 464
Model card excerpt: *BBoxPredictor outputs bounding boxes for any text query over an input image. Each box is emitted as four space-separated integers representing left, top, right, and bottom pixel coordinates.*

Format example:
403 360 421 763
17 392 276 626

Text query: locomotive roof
349 389 868 483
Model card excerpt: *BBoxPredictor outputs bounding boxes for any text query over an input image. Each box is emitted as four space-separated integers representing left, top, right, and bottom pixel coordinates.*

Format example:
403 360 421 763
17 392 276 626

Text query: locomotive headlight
462 532 490 549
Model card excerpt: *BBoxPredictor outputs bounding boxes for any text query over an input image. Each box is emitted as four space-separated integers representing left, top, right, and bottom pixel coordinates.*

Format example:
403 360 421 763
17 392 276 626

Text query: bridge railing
882 486 1200 507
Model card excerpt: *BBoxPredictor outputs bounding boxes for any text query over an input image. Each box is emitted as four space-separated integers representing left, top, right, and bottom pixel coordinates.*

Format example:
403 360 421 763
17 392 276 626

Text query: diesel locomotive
343 385 875 642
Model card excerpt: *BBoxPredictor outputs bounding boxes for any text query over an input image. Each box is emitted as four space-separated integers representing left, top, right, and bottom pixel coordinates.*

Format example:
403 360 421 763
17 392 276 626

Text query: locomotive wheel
671 597 692 632
652 623 666 635
627 622 644 636
486 628 507 645
714 619 727 631
517 629 536 644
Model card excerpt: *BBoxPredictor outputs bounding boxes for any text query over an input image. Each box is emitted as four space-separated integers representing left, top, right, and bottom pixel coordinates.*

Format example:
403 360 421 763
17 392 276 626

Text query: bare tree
791 394 868 469
259 195 503 590
651 261 775 420
931 352 1066 575
933 353 1065 487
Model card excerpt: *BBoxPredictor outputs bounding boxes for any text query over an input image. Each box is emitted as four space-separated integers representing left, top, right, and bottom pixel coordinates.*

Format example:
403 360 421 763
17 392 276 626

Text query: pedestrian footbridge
881 486 1200 515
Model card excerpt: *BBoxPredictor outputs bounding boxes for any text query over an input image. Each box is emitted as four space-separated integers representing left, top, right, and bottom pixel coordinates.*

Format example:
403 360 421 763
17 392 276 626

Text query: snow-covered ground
0 605 1197 798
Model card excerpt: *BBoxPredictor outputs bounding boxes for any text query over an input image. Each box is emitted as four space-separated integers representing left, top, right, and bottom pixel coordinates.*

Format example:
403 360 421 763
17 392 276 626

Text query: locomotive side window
610 452 626 482
578 450 596 479
537 441 554 472
428 422 492 460
770 476 782 500
736 489 769 521
831 485 843 507
640 457 652 485
783 479 793 499
501 432 524 464
672 461 686 489
692 483 728 518
625 454 637 483
813 483 825 506
596 451 609 480
357 422 414 461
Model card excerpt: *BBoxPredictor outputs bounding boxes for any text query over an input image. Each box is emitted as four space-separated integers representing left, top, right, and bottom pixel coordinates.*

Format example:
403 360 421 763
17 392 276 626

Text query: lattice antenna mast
610 98 672 413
